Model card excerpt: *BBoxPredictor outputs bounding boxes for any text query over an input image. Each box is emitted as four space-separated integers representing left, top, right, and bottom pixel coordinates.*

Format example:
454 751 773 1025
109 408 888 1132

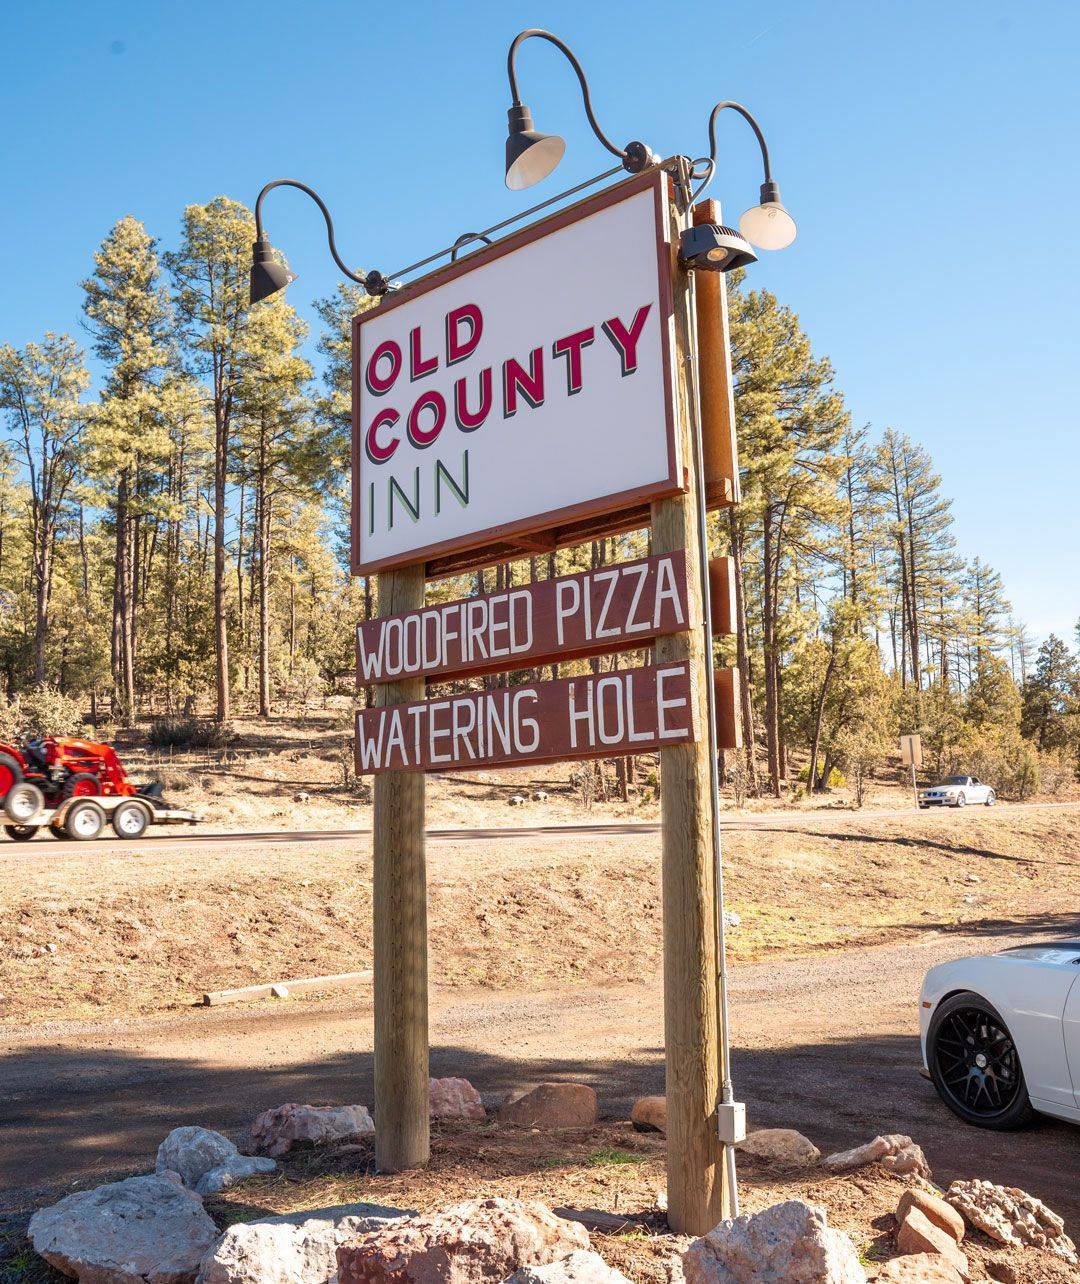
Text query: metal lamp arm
706 101 774 183
254 179 369 289
507 29 627 161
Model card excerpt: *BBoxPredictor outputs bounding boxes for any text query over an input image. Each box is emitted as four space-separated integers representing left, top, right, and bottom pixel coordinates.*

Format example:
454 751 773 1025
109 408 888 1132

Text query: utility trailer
3 789 203 841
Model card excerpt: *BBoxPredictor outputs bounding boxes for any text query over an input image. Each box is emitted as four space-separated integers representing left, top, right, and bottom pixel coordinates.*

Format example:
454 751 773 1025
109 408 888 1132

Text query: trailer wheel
3 823 38 842
5 781 45 825
112 800 151 840
65 799 106 841
48 822 67 839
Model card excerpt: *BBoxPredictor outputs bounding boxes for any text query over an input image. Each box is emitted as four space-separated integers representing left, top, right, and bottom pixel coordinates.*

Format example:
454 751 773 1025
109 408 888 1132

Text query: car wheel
111 800 150 839
64 799 106 841
955 793 966 808
919 804 929 809
986 791 996 807
3 823 38 842
928 991 1035 1129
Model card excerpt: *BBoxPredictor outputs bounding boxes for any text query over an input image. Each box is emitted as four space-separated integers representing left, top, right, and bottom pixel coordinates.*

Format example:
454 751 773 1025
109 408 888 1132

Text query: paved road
3 929 1077 1226
3 799 1077 861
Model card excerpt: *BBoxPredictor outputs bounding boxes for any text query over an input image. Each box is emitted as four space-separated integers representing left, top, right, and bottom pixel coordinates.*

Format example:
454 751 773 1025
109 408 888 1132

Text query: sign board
355 661 696 774
900 734 923 768
351 171 679 576
357 551 688 684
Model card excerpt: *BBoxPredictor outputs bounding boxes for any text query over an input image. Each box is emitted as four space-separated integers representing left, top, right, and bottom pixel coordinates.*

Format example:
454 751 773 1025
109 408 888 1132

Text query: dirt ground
1 790 1077 1025
3 1119 1076 1284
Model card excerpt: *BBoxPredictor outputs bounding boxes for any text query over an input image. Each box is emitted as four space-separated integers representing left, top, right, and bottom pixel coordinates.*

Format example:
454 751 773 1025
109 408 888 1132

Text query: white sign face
351 171 680 575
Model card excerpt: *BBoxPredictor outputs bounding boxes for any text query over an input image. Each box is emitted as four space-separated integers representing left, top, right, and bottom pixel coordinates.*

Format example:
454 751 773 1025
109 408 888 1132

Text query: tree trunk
762 505 781 796
214 406 230 721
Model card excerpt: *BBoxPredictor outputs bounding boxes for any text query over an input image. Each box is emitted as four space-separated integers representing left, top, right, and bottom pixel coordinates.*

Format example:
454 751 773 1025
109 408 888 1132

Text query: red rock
429 1077 486 1120
336 1198 590 1284
873 1254 965 1282
896 1209 967 1279
629 1097 666 1135
499 1084 597 1129
896 1191 964 1244
249 1103 374 1157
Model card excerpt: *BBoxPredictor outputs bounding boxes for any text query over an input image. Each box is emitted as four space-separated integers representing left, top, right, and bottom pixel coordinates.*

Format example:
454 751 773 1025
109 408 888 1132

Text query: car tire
3 823 38 842
928 991 1036 1129
0 751 24 800
111 800 151 840
986 791 996 807
64 799 106 841
919 803 929 809
955 793 966 808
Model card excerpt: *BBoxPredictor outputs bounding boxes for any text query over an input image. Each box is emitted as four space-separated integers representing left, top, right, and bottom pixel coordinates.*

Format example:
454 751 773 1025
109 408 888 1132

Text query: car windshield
941 776 968 785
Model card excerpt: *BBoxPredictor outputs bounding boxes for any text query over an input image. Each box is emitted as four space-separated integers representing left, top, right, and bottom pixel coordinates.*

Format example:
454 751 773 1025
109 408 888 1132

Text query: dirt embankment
2 806 1076 1026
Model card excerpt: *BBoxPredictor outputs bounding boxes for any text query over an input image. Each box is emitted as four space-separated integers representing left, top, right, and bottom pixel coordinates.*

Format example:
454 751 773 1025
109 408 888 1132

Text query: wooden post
651 163 731 1235
694 199 741 509
372 564 429 1172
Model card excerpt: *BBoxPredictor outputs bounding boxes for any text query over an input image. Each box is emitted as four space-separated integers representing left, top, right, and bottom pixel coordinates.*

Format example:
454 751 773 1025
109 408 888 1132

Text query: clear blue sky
2 1 1077 641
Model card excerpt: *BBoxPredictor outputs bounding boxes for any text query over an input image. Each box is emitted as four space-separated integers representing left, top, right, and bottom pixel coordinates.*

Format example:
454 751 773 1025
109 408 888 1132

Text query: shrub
796 764 847 789
146 716 234 751
0 686 87 741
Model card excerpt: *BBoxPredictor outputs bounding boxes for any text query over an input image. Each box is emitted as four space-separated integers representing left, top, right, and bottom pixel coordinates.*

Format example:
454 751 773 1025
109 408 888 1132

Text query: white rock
824 1134 930 1179
532 791 549 802
723 911 741 929
736 1128 820 1167
156 1126 276 1194
682 1199 866 1283
946 1179 1077 1264
29 1173 218 1284
249 1103 375 1157
270 985 290 999
505 1249 632 1284
197 1206 411 1284
509 794 527 806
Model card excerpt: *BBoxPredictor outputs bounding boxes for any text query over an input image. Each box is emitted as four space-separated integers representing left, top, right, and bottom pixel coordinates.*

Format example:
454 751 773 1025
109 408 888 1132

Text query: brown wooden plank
358 551 689 684
355 661 696 775
708 556 736 636
693 199 741 510
715 667 742 749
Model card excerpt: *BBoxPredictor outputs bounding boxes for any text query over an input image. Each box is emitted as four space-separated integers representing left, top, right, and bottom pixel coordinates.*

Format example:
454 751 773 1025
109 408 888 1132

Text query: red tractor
0 737 200 842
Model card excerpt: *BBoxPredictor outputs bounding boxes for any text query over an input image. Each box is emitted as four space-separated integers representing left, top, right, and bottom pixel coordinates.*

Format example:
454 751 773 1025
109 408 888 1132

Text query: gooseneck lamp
504 29 655 190
249 178 389 305
703 101 797 251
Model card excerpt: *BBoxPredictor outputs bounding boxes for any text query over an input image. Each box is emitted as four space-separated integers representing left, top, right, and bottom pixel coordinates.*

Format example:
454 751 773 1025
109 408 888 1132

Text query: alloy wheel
933 1007 1022 1116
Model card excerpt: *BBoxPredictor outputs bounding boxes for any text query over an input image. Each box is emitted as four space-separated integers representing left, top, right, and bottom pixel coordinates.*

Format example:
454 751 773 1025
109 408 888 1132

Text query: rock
499 1084 597 1129
737 1128 820 1167
945 1179 1077 1264
504 1250 631 1284
895 1191 964 1244
271 985 290 999
429 1076 486 1120
723 911 741 929
294 791 311 803
895 1210 967 1278
872 1255 965 1283
155 1127 277 1196
630 1096 667 1135
29 1173 218 1284
509 794 527 807
682 1199 866 1283
983 1262 1017 1284
336 1197 590 1284
824 1135 931 1179
249 1103 375 1157
531 791 549 802
198 1207 409 1284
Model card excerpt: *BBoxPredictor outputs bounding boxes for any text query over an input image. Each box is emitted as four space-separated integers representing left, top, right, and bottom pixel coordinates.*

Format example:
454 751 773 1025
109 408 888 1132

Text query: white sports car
921 942 1080 1129
918 775 996 808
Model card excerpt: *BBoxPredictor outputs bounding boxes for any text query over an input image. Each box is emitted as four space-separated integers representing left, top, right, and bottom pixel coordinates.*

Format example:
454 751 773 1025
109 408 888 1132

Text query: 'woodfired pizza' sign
351 171 679 575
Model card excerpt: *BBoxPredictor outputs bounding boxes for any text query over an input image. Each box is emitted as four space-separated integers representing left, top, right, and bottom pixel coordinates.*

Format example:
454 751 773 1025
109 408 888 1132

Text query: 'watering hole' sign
351 171 679 575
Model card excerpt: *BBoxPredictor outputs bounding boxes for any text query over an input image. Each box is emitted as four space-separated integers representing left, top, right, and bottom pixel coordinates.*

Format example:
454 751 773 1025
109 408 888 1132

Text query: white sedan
918 775 996 808
920 942 1080 1129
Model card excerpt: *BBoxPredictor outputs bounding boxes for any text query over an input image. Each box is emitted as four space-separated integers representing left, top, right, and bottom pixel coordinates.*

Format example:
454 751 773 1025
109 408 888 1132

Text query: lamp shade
739 182 796 250
504 103 565 190
249 237 297 304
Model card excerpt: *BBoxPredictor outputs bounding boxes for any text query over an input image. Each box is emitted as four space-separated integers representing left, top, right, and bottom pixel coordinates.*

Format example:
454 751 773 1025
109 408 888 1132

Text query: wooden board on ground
203 969 373 1006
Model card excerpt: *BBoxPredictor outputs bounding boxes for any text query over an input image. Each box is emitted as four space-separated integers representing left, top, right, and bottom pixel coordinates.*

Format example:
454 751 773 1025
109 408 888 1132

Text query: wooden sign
351 170 680 577
900 734 923 768
357 551 688 684
355 661 697 774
